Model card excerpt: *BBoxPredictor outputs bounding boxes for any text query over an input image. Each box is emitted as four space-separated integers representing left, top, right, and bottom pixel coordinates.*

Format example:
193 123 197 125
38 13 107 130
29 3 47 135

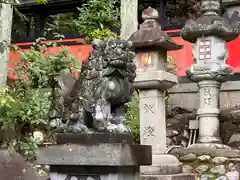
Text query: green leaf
36 0 48 5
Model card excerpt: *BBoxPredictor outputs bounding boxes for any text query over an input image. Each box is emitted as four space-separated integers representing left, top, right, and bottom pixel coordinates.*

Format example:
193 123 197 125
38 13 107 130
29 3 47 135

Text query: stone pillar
129 7 196 180
0 2 13 84
198 80 222 144
181 0 240 149
120 0 138 39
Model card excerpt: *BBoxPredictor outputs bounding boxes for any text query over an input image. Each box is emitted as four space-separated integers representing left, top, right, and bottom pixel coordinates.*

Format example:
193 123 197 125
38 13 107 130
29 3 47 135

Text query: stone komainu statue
50 38 136 133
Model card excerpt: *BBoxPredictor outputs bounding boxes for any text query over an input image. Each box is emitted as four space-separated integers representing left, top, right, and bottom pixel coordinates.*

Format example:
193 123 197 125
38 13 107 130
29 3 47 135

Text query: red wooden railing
8 38 92 79
8 32 240 78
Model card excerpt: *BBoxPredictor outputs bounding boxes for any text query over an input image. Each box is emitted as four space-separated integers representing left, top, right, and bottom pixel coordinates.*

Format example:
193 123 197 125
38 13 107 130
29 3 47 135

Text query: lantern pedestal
135 72 182 175
135 72 196 179
187 63 233 148
129 7 196 179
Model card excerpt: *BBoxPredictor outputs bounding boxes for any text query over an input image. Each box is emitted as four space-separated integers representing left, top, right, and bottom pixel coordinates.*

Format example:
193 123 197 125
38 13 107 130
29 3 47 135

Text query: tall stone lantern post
181 0 240 148
129 7 196 180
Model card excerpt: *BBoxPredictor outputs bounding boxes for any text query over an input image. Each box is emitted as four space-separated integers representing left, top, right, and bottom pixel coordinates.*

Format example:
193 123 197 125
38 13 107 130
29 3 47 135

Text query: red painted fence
8 32 240 78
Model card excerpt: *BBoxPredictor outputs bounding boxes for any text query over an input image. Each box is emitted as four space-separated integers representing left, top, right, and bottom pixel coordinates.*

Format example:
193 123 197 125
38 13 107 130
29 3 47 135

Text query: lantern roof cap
129 7 183 51
181 0 240 43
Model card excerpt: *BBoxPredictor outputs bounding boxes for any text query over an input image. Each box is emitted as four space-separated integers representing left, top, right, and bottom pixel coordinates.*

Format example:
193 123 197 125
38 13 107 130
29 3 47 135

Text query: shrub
0 38 80 160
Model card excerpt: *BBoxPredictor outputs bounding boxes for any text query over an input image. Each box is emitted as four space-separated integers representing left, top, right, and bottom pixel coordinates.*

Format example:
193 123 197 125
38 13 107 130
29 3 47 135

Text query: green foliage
15 38 80 89
44 13 79 38
73 0 120 41
0 38 80 160
125 91 140 144
35 0 48 4
89 28 119 42
18 136 41 160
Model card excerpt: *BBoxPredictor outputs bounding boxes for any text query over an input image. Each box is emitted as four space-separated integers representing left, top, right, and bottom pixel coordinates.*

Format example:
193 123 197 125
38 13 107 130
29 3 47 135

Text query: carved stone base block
141 174 197 180
141 154 182 175
140 154 196 180
187 143 231 149
37 133 152 180
49 167 140 180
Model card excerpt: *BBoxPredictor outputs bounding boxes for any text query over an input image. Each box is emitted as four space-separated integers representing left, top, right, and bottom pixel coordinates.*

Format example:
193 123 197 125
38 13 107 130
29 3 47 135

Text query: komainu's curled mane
50 38 137 133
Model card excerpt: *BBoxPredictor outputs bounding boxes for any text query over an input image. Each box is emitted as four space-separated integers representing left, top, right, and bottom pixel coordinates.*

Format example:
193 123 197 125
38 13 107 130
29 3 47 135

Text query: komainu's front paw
66 124 89 133
116 124 131 133
106 123 118 133
106 123 131 133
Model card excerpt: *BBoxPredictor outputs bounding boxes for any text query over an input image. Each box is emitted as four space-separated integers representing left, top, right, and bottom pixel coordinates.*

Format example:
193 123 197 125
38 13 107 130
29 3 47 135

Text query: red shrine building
9 0 240 79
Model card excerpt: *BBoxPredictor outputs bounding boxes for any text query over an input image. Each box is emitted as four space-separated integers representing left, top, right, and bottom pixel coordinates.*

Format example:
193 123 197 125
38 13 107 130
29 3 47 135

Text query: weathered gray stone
56 133 134 144
37 143 152 166
179 154 197 162
228 163 237 171
210 165 226 175
226 170 239 180
166 129 179 138
215 176 228 180
169 147 240 158
228 134 240 146
212 157 229 164
0 149 42 180
165 106 240 148
50 170 140 180
195 165 209 173
182 165 194 173
50 171 139 180
228 158 240 162
141 154 182 175
200 174 214 180
71 177 78 180
140 174 197 180
198 155 212 162
167 138 174 146
188 143 230 149
141 164 182 175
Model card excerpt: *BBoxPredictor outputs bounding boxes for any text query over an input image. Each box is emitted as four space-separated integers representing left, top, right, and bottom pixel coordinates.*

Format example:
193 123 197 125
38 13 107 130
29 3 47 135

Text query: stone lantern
181 0 240 148
129 7 196 180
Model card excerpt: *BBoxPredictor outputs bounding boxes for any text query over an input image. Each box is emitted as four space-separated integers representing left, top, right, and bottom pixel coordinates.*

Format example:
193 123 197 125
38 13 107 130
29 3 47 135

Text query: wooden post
120 0 138 39
0 1 13 84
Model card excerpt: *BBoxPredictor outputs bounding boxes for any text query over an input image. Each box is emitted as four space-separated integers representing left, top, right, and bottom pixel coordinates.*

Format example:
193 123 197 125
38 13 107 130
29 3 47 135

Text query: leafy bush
0 38 80 160
125 91 140 144
73 0 120 42
90 28 119 41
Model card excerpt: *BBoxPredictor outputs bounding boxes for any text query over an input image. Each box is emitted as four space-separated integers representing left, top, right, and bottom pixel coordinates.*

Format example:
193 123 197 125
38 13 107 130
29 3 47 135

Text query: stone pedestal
37 133 152 180
134 71 183 174
135 69 196 180
186 63 233 149
197 80 221 144
129 7 196 180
